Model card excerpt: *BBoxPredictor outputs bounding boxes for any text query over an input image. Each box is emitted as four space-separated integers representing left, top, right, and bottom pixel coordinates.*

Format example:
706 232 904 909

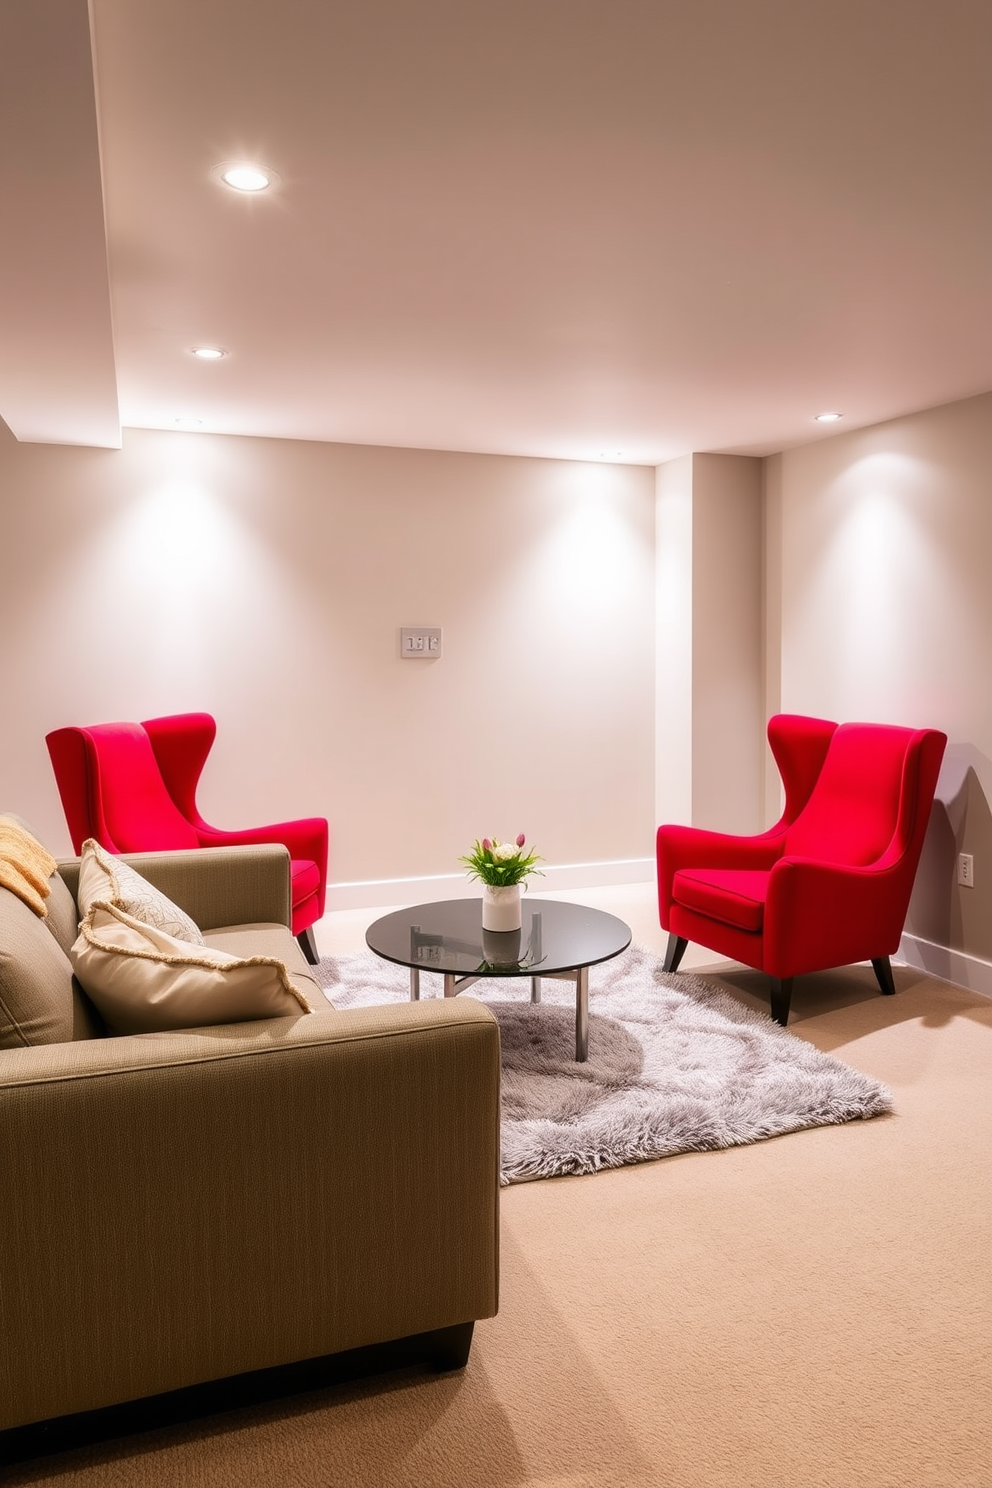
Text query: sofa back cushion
0 885 101 1046
0 811 78 957
44 867 82 958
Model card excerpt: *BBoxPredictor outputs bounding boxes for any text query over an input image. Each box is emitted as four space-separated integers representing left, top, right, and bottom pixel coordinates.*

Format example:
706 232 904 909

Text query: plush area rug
315 946 892 1184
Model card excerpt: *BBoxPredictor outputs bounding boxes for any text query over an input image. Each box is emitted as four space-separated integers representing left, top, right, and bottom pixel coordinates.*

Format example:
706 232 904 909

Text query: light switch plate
401 627 442 658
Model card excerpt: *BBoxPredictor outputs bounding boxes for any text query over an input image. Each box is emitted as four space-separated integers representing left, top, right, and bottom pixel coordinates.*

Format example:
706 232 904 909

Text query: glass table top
366 896 632 978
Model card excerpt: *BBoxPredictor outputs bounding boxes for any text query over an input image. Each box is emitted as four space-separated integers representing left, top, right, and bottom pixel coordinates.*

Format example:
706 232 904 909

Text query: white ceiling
3 0 992 462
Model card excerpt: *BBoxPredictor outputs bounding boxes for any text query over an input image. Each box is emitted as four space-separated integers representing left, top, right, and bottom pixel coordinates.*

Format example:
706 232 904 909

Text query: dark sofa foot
428 1322 475 1371
0 1322 480 1465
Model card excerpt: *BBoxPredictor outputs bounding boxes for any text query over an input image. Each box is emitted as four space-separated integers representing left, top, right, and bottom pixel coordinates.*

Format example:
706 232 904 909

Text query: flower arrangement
460 833 544 888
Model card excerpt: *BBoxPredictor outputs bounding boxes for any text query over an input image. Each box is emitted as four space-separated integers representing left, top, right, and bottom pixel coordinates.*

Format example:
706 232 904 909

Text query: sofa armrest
0 997 501 1430
57 843 293 931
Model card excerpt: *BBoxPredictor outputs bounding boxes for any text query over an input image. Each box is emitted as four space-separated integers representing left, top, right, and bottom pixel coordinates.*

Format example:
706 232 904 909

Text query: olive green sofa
0 834 500 1443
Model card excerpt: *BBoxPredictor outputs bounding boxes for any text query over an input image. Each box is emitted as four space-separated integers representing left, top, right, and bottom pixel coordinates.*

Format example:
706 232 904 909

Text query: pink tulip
516 833 526 847
482 838 492 851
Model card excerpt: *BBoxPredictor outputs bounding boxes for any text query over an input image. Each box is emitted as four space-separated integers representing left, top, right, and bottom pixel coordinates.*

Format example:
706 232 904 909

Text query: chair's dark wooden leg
428 1322 475 1372
297 926 320 965
768 976 793 1026
871 956 896 995
663 933 688 974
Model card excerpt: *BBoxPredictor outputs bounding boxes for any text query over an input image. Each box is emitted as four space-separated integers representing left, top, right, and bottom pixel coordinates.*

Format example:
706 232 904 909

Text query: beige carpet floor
8 886 992 1487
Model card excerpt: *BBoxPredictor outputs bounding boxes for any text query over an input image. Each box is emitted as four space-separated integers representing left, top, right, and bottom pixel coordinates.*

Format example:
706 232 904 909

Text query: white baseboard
898 932 992 1001
325 857 654 912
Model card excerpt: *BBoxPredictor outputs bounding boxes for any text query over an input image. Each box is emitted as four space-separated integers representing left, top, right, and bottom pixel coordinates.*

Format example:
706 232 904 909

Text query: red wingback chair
656 714 947 1025
46 713 329 964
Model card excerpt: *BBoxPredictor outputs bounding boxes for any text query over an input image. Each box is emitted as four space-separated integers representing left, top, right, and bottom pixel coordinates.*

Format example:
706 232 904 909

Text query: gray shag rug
315 945 892 1184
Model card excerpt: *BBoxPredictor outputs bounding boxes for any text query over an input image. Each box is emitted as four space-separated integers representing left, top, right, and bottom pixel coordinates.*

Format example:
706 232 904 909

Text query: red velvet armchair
46 713 328 964
656 714 947 1024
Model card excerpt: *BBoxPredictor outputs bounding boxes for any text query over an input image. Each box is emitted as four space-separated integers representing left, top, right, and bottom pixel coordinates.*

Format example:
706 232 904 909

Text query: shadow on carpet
315 945 892 1184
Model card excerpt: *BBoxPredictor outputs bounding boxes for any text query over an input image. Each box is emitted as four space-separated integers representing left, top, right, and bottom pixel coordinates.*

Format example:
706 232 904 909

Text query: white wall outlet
957 852 974 888
401 627 442 658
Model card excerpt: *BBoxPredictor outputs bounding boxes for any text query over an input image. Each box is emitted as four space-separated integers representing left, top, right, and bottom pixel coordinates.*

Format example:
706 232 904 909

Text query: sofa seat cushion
0 885 101 1046
672 868 770 933
205 923 331 1008
71 905 315 1034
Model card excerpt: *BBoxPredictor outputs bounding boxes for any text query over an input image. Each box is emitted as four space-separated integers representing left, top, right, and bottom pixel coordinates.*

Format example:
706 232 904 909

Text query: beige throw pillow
71 902 312 1034
77 839 204 944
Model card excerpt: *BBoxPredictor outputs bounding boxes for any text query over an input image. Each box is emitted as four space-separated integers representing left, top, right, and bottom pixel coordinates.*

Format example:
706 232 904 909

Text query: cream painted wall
769 390 992 976
761 453 784 824
655 453 764 837
654 455 693 828
0 425 656 885
690 454 763 834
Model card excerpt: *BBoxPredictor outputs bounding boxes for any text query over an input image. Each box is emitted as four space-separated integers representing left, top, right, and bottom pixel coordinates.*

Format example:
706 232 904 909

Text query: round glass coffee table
366 897 631 1062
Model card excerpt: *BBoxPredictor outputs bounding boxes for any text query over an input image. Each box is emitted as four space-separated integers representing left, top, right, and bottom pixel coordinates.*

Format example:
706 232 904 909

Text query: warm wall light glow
217 163 274 192
516 470 653 668
790 449 945 722
190 346 226 360
101 479 275 688
815 412 842 423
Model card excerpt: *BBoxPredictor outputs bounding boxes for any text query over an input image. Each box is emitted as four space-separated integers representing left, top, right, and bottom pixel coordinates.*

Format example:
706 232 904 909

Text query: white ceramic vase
481 926 523 966
481 882 522 932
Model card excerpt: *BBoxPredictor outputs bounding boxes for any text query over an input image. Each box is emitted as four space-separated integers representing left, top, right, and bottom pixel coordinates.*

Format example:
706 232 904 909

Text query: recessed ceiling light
814 411 842 423
189 346 227 360
215 162 276 193
173 417 204 429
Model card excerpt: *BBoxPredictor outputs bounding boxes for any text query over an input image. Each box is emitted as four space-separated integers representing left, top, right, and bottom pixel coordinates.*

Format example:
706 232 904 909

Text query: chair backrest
784 722 946 867
142 712 217 828
46 722 200 854
766 713 838 835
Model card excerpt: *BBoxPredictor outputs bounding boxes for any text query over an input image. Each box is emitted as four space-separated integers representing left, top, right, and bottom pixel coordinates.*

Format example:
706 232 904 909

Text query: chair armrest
193 819 329 918
0 998 500 1429
764 856 914 976
194 817 328 869
57 843 293 931
656 823 783 923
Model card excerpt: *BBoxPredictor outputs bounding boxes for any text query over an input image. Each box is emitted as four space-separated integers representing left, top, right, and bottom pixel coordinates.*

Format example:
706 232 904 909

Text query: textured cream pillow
71 902 312 1034
77 839 204 944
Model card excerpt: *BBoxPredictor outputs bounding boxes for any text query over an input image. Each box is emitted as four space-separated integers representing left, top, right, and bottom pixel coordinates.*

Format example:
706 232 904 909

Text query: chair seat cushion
672 868 770 933
290 858 321 905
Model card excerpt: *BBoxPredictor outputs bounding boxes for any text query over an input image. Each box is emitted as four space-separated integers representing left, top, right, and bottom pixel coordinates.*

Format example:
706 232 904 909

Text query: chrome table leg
575 966 589 1062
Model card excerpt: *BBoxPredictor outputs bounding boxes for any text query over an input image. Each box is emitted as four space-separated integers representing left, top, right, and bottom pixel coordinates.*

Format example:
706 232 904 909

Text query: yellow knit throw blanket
0 817 58 918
